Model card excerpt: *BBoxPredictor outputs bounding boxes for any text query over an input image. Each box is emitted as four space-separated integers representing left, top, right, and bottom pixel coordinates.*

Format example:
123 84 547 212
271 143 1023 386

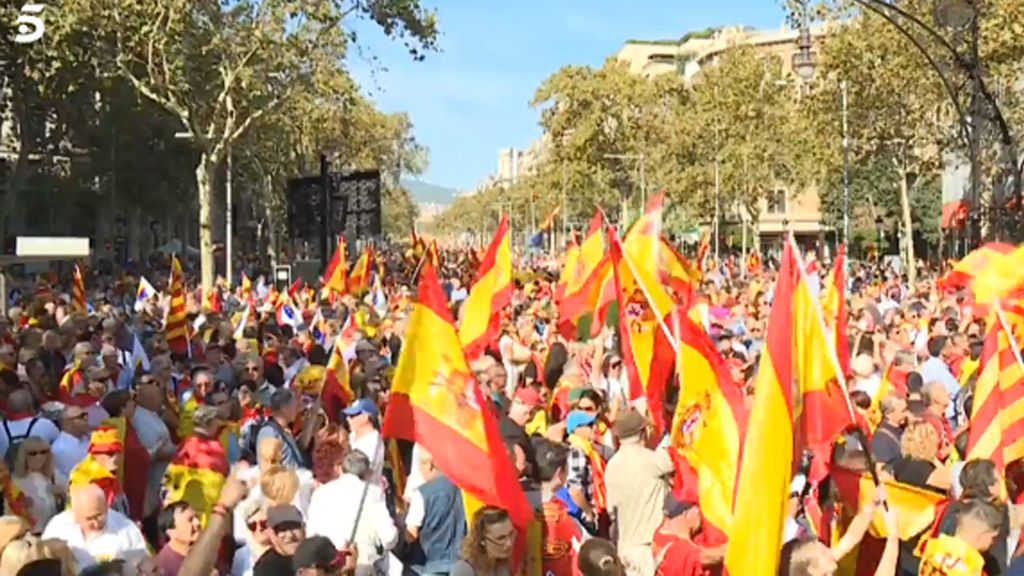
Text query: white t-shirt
351 429 384 486
306 474 398 569
41 509 149 569
16 470 67 533
52 431 90 479
0 416 60 457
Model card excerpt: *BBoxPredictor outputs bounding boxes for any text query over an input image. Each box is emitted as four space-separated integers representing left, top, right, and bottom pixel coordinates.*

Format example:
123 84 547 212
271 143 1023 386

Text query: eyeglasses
247 519 267 532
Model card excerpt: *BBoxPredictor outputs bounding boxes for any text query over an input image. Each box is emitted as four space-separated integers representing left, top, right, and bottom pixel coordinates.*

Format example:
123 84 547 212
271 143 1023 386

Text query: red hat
514 387 541 408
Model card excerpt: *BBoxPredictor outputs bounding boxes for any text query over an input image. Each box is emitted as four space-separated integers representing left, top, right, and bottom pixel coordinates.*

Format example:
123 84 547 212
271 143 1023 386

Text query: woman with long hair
452 506 515 576
12 438 66 533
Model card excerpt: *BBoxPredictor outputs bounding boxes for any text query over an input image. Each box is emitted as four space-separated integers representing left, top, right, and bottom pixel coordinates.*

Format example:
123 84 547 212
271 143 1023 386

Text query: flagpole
787 234 856 422
994 303 1024 370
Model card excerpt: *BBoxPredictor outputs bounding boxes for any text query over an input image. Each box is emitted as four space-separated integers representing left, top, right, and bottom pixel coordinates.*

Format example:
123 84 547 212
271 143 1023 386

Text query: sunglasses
247 519 268 532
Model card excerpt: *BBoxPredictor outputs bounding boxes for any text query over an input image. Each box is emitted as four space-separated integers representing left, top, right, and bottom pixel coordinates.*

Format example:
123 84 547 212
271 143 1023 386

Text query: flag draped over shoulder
323 238 349 296
72 265 87 313
966 311 1024 470
162 435 229 525
166 257 189 355
383 262 533 549
668 311 746 541
459 216 512 359
726 239 799 576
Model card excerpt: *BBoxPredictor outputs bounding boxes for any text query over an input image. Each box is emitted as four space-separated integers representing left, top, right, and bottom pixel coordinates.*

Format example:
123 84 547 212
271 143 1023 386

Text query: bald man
42 483 149 569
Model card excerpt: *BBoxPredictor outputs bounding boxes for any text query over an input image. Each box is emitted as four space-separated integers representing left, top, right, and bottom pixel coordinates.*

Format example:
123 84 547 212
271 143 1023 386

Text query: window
767 189 787 215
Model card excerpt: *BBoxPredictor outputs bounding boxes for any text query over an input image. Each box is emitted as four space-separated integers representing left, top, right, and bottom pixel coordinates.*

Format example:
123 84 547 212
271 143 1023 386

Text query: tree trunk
899 166 917 287
195 155 217 293
262 174 277 267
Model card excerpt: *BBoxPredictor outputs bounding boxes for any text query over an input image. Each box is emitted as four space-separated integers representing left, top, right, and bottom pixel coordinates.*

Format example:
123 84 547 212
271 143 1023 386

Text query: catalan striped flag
458 215 512 359
348 246 375 296
966 310 1024 470
383 261 533 566
322 238 349 296
667 311 747 543
726 240 798 576
165 257 189 355
609 229 676 434
72 265 87 313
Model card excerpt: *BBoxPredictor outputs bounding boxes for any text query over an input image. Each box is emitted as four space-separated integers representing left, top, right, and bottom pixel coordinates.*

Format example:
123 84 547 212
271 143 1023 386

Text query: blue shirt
255 419 305 470
920 356 960 419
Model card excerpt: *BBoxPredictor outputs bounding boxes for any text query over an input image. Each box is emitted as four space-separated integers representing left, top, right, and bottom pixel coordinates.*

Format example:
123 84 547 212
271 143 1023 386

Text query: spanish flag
70 427 127 513
427 240 442 270
383 262 533 562
540 205 561 231
101 416 151 522
609 230 676 433
240 272 255 306
348 247 375 296
72 265 87 313
556 211 606 335
458 215 512 359
937 242 1014 295
162 433 229 525
822 245 851 377
166 256 189 355
323 338 356 421
323 238 349 296
668 311 747 542
0 464 30 521
658 237 700 304
725 238 801 576
963 244 1024 306
966 308 1024 470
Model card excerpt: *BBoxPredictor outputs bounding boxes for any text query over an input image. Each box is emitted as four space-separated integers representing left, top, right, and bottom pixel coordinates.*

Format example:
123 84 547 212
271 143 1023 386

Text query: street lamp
795 0 1020 248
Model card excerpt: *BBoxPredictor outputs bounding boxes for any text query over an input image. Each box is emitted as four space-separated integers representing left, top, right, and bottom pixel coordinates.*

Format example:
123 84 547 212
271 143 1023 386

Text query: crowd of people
0 239 1017 576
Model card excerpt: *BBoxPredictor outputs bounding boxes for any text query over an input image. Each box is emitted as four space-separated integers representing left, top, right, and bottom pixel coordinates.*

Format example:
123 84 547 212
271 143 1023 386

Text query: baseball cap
342 398 380 419
664 493 698 519
293 536 341 571
566 410 597 434
266 504 304 530
514 387 541 408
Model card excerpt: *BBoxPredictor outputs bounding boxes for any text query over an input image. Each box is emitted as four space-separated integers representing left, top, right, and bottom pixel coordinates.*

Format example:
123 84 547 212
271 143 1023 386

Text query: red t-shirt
541 497 586 576
652 526 710 576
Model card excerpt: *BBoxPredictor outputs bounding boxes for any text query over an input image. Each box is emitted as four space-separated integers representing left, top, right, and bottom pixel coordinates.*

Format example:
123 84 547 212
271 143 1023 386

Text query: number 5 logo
14 3 46 44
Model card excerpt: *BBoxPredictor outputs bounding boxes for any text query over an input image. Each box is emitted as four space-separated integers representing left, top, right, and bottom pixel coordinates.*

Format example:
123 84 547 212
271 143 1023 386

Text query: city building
615 24 833 247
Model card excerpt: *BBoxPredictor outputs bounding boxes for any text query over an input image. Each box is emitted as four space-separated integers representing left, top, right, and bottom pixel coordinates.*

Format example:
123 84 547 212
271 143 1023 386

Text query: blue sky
348 1 789 192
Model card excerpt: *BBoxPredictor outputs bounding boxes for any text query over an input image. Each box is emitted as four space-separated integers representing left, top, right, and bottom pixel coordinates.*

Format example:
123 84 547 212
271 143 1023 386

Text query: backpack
3 418 38 468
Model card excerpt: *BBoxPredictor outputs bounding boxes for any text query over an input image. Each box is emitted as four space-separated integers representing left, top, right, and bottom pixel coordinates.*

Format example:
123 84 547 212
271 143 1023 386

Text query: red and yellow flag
831 466 946 542
725 238 800 576
966 311 1024 470
102 416 151 523
937 242 1015 295
609 231 676 433
658 237 700 304
427 240 442 270
348 246 375 296
383 262 533 557
697 230 711 273
556 211 606 329
72 265 87 313
553 231 580 305
459 216 513 359
668 311 746 541
323 238 349 296
166 256 189 355
162 435 229 525
822 245 850 378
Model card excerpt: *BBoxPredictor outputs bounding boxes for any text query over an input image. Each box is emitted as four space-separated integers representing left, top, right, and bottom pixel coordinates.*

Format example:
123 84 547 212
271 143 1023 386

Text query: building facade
615 24 832 246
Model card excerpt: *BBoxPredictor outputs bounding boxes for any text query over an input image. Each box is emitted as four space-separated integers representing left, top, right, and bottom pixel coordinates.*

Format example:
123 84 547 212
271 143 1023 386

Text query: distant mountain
402 179 459 206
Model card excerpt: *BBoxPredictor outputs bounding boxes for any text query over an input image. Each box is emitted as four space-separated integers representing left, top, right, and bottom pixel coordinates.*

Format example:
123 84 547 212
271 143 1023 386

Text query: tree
56 0 438 289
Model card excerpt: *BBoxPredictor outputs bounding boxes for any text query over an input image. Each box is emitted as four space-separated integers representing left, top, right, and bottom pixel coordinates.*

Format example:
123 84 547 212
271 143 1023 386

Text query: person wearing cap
256 388 306 470
343 398 384 484
307 450 395 575
565 409 607 533
650 495 724 576
293 535 358 576
534 439 588 576
253 504 306 576
605 408 675 576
